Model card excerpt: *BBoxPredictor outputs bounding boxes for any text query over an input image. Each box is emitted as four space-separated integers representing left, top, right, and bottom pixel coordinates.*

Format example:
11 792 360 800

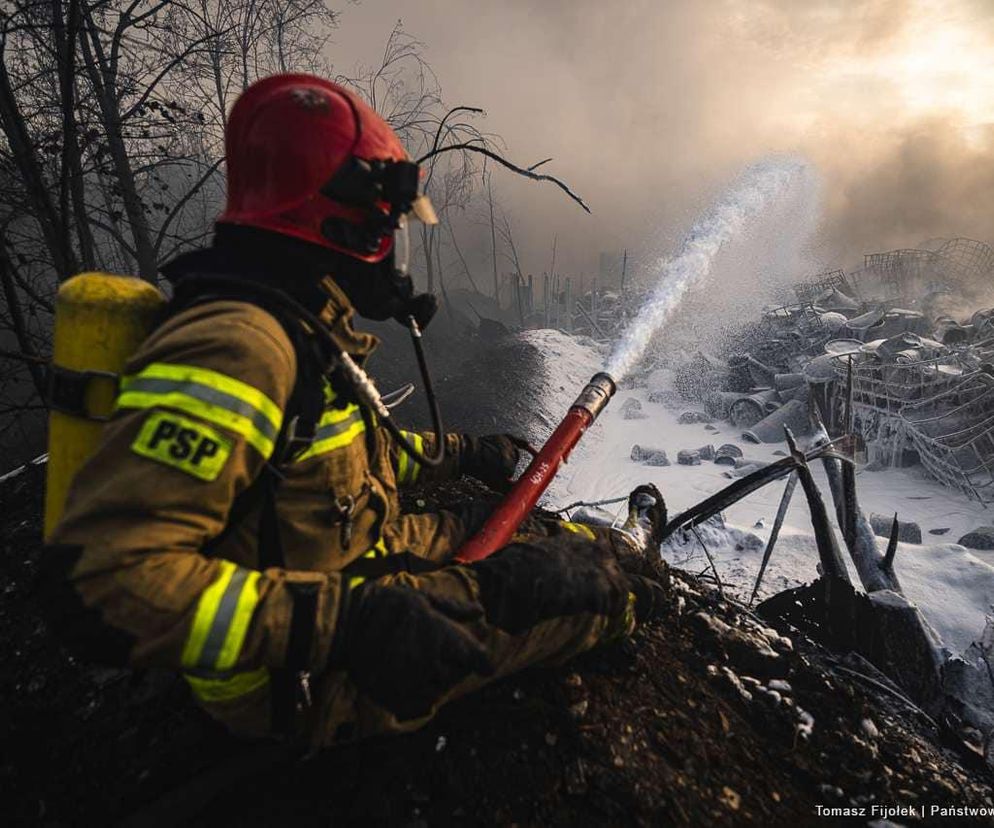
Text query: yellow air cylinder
44 273 165 539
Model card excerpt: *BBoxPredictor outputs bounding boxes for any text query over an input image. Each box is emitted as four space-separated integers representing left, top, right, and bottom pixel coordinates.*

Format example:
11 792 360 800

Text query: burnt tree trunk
0 241 47 398
812 423 902 593
0 42 76 279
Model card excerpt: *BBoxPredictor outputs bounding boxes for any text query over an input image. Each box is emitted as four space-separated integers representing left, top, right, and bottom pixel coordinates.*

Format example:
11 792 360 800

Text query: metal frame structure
863 238 994 301
901 373 994 506
793 269 851 304
824 350 976 476
864 249 942 296
935 238 994 282
832 352 970 416
759 301 833 356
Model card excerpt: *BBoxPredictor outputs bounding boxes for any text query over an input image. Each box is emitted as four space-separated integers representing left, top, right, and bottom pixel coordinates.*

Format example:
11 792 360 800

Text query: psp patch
132 411 233 481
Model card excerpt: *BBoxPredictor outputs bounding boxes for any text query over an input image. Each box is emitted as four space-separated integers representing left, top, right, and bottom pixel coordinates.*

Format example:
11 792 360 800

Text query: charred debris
3 469 994 825
508 239 994 516
522 238 994 769
601 237 994 769
639 238 994 508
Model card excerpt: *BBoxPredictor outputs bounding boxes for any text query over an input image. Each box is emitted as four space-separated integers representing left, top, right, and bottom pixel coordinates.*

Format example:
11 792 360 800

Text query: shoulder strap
167 275 328 567
163 274 330 463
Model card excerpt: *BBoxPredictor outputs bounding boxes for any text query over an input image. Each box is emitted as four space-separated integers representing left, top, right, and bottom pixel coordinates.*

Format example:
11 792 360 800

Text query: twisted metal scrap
661 435 853 539
661 430 854 588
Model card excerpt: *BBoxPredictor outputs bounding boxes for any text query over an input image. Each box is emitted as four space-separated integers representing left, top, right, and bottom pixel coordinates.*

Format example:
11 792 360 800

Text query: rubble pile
658 238 994 506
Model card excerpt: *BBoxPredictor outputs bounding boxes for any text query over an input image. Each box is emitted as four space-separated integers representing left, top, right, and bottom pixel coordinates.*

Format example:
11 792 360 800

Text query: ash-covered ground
2 326 993 826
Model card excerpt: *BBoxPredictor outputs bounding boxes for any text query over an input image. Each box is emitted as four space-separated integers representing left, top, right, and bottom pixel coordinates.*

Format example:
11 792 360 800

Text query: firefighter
40 74 668 745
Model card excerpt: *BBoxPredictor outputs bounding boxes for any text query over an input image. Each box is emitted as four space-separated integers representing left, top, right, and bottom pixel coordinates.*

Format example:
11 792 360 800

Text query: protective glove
459 433 535 492
333 577 494 722
472 536 647 638
626 573 669 624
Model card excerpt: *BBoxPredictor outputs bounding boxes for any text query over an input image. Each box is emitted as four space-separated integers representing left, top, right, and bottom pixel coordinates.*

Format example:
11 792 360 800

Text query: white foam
605 157 815 380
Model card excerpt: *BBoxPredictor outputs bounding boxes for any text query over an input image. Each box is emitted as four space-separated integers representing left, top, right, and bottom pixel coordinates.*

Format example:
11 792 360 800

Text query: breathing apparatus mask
328 227 439 331
319 157 439 330
310 154 447 468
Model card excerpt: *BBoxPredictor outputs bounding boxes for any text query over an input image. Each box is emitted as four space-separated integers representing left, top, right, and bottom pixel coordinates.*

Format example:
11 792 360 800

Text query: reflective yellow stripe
216 570 261 671
562 521 597 541
184 667 270 703
181 560 262 672
347 538 389 592
396 431 425 485
295 404 365 461
117 362 282 458
409 433 425 483
397 435 411 483
360 538 388 560
182 561 236 668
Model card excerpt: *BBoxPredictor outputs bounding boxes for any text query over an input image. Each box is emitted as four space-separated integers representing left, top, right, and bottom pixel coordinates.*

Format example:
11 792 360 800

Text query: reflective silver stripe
295 408 366 461
123 377 279 445
196 567 249 670
313 409 363 442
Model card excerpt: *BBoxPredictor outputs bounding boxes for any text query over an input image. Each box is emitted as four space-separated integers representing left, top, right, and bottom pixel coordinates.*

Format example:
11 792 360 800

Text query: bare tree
495 193 529 321
340 24 495 295
0 0 339 462
341 23 587 304
0 6 586 465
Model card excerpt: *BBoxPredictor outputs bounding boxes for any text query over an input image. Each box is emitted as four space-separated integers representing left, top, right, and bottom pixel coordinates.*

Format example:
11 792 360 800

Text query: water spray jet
455 157 812 563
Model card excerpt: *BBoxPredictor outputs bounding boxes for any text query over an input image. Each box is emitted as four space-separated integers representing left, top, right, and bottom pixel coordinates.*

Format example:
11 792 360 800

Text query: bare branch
417 143 590 213
0 239 47 397
428 105 484 159
153 157 223 254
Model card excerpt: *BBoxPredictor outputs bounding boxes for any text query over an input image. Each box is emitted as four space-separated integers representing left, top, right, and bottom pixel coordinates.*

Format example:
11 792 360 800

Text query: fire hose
455 372 616 563
454 375 854 565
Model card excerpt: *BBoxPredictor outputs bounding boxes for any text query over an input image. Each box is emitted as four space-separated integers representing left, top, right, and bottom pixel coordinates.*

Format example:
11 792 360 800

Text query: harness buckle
47 365 119 421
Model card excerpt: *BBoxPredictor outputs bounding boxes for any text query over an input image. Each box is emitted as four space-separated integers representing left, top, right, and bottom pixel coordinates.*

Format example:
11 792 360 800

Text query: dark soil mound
2 468 992 826
363 318 548 437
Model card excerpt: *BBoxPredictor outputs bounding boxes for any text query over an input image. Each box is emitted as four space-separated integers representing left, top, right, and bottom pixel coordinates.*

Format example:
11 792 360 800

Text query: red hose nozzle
455 372 616 563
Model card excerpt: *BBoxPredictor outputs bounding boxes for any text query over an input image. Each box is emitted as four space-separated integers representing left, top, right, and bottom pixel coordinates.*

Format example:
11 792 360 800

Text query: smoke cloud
331 0 994 283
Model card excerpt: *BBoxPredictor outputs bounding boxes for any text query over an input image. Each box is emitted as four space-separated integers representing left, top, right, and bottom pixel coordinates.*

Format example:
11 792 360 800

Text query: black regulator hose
382 316 446 468
172 274 446 467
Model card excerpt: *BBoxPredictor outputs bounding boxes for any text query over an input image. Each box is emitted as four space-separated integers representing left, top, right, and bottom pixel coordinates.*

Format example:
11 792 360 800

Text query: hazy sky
328 0 994 285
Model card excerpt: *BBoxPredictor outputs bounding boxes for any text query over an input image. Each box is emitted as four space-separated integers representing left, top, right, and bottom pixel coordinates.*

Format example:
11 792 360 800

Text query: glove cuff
626 574 667 624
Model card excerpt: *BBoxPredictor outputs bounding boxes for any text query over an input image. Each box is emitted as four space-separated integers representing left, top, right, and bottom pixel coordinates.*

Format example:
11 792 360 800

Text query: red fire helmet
218 73 436 263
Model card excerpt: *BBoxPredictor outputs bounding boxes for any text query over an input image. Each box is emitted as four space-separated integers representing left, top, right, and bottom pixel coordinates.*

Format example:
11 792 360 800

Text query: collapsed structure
654 237 994 507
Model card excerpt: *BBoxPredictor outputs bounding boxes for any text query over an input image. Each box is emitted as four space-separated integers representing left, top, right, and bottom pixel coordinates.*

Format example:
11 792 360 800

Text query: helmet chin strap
327 248 439 330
